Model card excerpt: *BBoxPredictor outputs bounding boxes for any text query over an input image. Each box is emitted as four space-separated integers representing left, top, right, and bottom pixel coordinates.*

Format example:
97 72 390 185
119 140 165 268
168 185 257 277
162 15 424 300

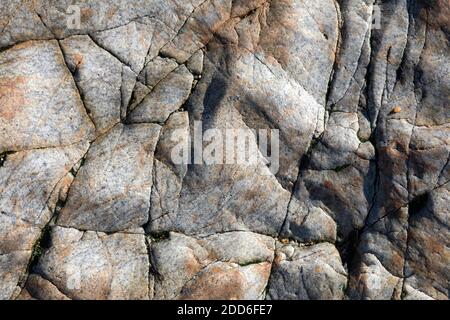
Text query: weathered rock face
0 0 448 300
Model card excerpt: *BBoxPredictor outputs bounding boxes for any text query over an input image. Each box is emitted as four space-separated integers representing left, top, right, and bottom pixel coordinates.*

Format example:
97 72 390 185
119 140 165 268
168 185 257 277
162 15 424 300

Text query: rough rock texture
0 0 449 300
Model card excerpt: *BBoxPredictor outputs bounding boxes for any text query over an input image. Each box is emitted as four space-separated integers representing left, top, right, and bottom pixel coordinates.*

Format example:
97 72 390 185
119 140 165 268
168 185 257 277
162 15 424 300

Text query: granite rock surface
0 0 448 300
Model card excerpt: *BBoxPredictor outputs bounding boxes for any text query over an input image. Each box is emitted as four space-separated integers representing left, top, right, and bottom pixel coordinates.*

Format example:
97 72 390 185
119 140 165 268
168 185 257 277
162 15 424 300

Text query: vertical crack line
277 132 324 238
262 239 277 300
344 0 378 298
34 9 56 38
400 6 430 300
145 237 154 299
400 205 413 299
144 152 158 233
57 40 97 132
325 0 343 110
20 144 91 293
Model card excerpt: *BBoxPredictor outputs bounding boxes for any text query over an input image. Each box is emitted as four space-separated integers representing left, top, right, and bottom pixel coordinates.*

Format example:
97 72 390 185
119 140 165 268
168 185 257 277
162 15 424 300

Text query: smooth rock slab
0 0 204 49
267 242 347 300
151 231 275 300
347 253 403 300
0 251 30 300
258 0 339 104
0 40 94 152
403 184 450 300
92 21 163 74
282 157 376 244
138 56 180 88
19 274 70 300
128 65 194 124
0 143 89 299
58 123 160 233
148 112 189 233
33 226 149 300
179 261 271 300
60 35 124 135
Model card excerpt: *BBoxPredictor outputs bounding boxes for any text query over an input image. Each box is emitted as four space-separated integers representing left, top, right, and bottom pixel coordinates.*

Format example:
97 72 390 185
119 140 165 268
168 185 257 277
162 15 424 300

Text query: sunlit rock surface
1 0 448 300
